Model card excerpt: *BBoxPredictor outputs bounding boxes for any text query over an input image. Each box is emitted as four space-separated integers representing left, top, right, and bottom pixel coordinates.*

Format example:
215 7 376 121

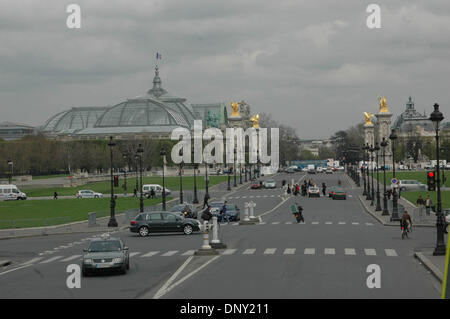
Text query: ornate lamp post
233 148 237 187
381 138 390 216
244 163 248 182
136 144 144 213
239 162 242 184
364 144 371 200
369 145 375 206
227 164 231 191
205 162 209 197
430 103 445 256
7 159 13 184
107 136 118 227
122 153 128 196
193 163 199 204
374 143 382 211
389 129 400 221
179 149 184 204
362 146 367 196
134 152 139 196
160 148 167 211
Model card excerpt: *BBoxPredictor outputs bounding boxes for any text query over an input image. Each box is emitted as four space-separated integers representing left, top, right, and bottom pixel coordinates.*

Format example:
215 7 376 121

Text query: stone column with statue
363 112 375 148
375 96 393 166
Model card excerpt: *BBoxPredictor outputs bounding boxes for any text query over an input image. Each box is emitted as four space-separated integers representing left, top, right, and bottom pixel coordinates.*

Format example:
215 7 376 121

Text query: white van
0 184 27 201
142 184 171 197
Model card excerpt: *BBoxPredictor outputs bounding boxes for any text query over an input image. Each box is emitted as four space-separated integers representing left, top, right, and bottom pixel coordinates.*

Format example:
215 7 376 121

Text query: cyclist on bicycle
400 210 412 233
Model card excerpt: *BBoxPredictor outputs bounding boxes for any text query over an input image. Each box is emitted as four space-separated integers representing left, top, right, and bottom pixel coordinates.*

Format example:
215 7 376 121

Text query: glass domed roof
41 107 108 134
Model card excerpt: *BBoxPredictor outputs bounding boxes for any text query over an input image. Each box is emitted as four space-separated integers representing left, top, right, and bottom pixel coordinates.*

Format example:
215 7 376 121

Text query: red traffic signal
428 171 434 178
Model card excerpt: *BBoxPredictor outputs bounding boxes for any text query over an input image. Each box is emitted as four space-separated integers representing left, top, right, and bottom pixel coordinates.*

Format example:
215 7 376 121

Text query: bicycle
401 225 409 239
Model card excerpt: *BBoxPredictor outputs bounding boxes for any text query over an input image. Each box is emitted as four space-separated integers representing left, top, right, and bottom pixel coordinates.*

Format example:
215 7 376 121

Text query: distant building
39 67 235 140
0 122 37 141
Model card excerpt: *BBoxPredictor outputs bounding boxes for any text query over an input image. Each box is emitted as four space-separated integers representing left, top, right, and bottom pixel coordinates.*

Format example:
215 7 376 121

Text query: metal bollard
210 216 227 249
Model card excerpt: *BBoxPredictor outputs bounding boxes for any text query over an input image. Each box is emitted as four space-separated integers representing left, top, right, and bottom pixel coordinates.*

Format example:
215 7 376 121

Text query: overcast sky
0 0 449 139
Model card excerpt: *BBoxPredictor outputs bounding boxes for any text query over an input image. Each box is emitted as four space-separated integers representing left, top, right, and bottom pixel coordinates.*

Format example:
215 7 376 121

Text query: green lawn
0 197 169 229
401 191 450 210
21 175 228 197
371 170 449 187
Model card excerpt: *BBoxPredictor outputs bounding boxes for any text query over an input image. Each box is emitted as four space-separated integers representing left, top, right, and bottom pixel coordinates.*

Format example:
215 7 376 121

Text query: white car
398 180 426 192
308 186 320 197
263 180 276 189
325 168 333 174
142 184 171 197
76 190 103 199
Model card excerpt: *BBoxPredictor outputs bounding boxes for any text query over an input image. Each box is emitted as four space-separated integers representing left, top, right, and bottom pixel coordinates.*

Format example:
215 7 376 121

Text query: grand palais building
39 67 230 140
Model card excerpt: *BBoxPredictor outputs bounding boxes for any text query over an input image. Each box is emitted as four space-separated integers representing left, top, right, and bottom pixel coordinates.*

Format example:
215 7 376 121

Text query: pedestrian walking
150 188 156 199
321 183 326 196
287 184 291 195
53 191 58 200
416 195 425 206
133 188 137 198
203 192 210 209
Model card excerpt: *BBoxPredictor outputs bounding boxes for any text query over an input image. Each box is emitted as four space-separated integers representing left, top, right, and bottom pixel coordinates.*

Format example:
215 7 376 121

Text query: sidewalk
414 250 446 283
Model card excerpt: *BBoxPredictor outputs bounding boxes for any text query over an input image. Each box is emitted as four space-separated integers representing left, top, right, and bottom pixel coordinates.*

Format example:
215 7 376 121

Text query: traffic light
114 175 119 187
427 171 436 191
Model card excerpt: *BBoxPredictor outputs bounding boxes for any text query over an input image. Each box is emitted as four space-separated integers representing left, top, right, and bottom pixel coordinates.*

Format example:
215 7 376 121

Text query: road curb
414 252 444 283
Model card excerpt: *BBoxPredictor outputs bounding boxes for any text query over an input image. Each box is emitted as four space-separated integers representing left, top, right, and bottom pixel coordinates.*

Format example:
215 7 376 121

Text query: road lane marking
257 222 266 225
283 248 296 255
365 223 374 226
311 222 319 225
385 249 398 257
222 249 237 255
352 222 360 225
153 255 194 299
129 252 141 257
20 257 43 265
0 264 32 276
324 248 336 255
60 255 82 262
181 250 195 256
263 248 276 255
141 251 160 257
285 222 293 224
304 248 315 255
364 249 377 256
325 222 333 225
243 249 256 255
338 222 346 225
161 251 178 257
344 248 356 255
272 222 280 225
40 256 63 264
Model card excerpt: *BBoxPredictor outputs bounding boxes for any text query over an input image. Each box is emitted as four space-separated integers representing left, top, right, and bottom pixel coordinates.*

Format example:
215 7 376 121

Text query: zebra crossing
18 247 401 267
225 194 353 200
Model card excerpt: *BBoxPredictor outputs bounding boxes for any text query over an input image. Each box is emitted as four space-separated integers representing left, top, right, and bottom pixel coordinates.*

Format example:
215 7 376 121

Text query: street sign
391 178 398 184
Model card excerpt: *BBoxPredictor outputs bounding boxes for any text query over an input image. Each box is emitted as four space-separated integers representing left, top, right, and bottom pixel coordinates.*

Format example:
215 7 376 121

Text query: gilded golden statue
378 95 389 113
230 101 240 117
363 112 374 125
250 114 260 128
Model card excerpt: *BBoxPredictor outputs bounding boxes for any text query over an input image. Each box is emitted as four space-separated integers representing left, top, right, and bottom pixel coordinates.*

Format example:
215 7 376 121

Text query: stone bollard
88 212 98 227
244 202 250 221
195 220 219 255
239 201 257 225
210 216 227 249
249 201 258 221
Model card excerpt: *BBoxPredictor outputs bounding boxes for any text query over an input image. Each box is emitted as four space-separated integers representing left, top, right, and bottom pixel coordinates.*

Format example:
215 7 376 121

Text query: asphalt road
0 172 443 298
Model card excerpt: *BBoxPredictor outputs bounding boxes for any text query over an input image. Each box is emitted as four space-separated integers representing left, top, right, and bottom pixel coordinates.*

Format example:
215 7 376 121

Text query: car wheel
183 224 193 235
139 226 149 237
94 195 99 199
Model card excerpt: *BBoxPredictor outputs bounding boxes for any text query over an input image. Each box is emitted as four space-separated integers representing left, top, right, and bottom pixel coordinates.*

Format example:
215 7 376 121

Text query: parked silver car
398 180 426 191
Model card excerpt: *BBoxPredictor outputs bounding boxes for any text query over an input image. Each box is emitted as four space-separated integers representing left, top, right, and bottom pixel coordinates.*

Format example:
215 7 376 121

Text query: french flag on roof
156 52 162 60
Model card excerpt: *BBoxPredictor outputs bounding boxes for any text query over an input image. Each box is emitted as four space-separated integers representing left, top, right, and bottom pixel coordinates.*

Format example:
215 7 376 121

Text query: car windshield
88 240 121 252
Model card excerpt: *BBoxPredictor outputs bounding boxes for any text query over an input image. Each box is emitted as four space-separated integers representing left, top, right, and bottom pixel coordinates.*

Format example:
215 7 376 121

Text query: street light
136 144 144 213
389 129 400 221
429 103 445 256
205 162 209 197
374 143 382 212
381 138 390 216
122 153 128 196
179 148 184 204
369 145 375 206
361 146 367 196
233 148 237 187
239 162 242 184
7 159 13 184
193 163 199 204
364 144 371 201
160 148 167 211
107 136 118 227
